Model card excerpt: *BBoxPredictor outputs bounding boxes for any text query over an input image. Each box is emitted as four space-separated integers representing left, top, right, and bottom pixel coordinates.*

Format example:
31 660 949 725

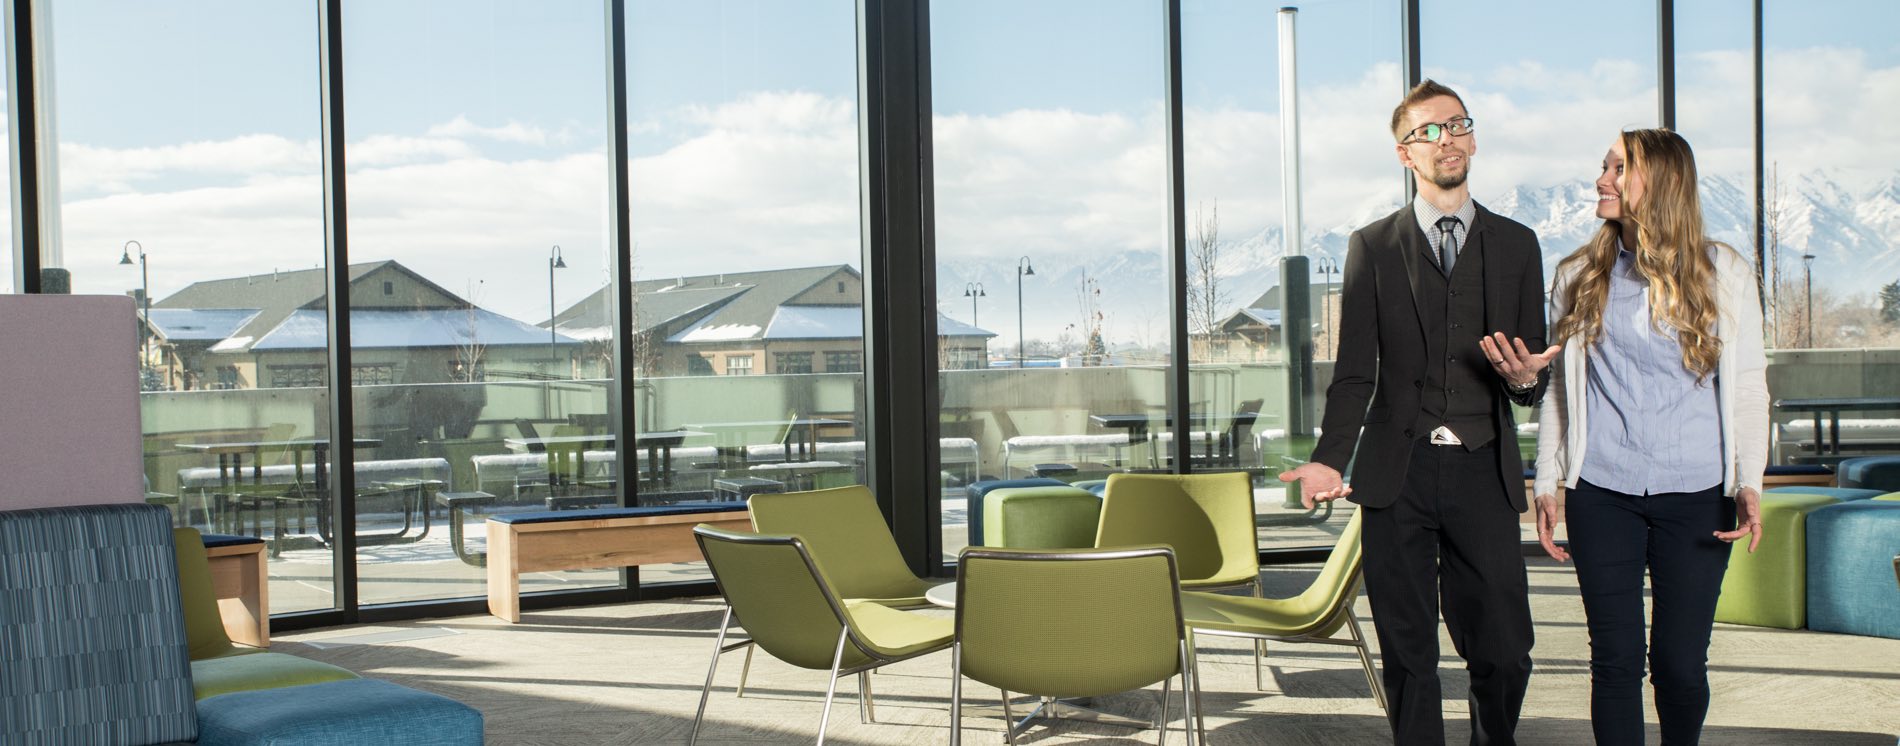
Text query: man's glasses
1401 117 1475 144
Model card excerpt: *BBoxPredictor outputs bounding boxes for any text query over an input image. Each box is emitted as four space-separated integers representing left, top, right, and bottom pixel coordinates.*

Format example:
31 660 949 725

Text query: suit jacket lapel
1397 211 1430 344
1471 205 1501 333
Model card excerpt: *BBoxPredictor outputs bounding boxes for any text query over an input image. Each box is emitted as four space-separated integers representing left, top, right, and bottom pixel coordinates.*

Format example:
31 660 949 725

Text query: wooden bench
485 504 749 622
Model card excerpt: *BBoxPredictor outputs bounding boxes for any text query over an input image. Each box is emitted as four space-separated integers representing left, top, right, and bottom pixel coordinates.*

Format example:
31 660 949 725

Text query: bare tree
1187 200 1230 359
451 280 488 382
1765 162 1787 346
1069 273 1106 365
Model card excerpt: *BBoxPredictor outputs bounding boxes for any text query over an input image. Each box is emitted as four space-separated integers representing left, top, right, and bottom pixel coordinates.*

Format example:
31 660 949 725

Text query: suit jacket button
1414 380 1423 388
1403 429 1414 438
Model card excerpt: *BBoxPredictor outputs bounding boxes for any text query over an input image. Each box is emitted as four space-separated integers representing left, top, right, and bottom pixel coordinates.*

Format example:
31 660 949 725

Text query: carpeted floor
277 557 1900 745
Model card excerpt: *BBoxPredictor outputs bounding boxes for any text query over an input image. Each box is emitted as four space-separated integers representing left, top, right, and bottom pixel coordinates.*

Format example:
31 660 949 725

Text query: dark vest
1410 238 1499 449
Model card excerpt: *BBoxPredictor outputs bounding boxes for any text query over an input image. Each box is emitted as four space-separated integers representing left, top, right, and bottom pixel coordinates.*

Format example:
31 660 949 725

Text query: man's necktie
1436 216 1462 276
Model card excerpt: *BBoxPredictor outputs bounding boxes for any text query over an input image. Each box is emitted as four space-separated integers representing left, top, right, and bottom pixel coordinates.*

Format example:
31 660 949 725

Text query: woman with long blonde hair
1531 129 1767 744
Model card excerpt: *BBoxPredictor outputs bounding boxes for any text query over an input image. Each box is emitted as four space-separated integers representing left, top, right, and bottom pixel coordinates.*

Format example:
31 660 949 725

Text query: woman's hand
1534 493 1569 562
1714 486 1764 553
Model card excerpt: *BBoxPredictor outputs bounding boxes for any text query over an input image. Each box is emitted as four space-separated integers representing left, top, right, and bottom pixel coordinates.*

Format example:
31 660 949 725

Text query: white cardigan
1533 244 1769 499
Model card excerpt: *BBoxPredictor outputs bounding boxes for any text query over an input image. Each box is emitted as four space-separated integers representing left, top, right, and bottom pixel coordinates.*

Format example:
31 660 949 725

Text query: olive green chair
743 486 949 695
1096 472 1261 592
951 545 1199 745
1178 509 1381 741
749 485 942 607
173 528 359 699
983 484 1102 549
1097 471 1268 687
690 525 952 746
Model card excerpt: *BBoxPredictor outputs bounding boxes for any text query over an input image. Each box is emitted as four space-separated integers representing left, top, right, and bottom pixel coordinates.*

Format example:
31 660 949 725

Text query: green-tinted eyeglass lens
1420 123 1445 142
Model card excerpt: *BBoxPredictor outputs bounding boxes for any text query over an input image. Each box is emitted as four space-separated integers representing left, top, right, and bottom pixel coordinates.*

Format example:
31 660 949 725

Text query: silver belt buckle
1429 425 1462 446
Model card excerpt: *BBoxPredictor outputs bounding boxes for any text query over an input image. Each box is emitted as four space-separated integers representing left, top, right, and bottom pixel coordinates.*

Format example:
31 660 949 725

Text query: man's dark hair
1390 79 1468 140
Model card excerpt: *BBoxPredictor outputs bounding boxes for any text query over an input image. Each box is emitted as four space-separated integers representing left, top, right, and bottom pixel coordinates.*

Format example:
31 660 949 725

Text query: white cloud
426 115 552 146
58 135 319 196
43 46 1898 322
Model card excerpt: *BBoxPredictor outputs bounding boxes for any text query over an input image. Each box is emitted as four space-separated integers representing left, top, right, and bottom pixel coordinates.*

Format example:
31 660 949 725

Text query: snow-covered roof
146 308 261 341
762 306 861 340
669 321 766 344
246 308 583 351
1237 308 1281 326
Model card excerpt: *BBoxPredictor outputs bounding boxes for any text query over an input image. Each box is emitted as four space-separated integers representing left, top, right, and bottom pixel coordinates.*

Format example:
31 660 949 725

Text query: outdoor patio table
179 438 382 540
1088 411 1259 468
683 417 851 467
1774 396 1900 455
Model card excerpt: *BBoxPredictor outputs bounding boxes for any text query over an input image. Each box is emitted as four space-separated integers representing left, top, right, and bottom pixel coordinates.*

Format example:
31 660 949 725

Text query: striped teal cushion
0 504 198 744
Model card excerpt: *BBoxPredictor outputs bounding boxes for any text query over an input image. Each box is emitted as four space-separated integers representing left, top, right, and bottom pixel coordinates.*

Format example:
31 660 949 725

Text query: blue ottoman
1835 456 1900 492
196 678 483 745
1765 486 1888 501
964 478 1067 546
1805 500 1900 639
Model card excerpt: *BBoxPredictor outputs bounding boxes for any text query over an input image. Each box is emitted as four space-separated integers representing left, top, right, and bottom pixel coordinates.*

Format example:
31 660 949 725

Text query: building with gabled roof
151 261 583 389
548 264 995 376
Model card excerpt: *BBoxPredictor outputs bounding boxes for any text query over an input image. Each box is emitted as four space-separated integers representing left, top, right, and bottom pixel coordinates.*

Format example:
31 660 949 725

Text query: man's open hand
1278 462 1351 510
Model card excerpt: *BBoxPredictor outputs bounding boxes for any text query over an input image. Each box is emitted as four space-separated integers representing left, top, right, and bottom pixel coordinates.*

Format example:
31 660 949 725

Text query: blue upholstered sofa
0 503 483 745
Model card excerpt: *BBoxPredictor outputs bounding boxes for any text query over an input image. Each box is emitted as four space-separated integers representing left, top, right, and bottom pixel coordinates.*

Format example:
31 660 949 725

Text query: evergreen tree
1881 280 1900 324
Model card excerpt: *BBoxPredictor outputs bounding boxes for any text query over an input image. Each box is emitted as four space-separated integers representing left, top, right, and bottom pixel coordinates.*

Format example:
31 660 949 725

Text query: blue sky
7 0 1898 329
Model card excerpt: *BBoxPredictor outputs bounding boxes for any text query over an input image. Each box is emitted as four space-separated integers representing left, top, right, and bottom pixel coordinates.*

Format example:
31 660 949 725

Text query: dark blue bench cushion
488 503 744 526
201 533 266 549
0 503 198 745
1765 463 1834 476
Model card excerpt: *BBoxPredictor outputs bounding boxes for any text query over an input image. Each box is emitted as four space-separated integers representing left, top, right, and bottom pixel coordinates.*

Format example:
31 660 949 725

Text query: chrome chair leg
736 643 755 697
1345 608 1387 711
949 643 964 746
816 627 850 746
689 607 734 746
1000 690 1019 746
1188 631 1208 745
1252 580 1268 692
857 670 876 723
1159 675 1172 746
1179 641 1199 746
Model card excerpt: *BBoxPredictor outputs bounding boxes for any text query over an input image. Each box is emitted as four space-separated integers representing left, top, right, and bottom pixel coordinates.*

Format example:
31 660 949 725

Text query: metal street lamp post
1803 252 1816 347
1015 256 1035 369
963 281 985 327
549 245 567 376
118 240 150 379
1315 257 1338 356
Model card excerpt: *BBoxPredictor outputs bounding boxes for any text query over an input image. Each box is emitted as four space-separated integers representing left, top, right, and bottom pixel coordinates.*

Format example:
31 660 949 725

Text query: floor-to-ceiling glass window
621 0 867 585
44 0 333 612
1759 0 1900 460
1 5 10 296
342 1 612 606
1423 0 1658 540
931 0 1171 557
1181 0 1399 551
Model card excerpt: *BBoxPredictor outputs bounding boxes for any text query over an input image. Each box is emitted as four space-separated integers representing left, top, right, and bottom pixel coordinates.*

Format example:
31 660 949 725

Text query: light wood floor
276 557 1900 745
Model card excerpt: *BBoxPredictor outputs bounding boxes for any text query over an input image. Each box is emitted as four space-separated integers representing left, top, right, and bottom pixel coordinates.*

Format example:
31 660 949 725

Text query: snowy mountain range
940 171 1900 347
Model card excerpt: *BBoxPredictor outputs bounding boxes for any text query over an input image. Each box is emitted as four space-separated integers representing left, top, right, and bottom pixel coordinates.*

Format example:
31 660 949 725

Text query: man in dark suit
1280 80 1560 745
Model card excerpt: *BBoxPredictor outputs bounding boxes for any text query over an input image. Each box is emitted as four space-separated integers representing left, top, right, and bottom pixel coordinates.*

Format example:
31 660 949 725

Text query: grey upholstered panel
0 503 198 745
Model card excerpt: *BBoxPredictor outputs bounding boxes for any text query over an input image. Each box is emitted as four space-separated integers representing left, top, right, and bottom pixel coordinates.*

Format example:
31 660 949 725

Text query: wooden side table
205 539 270 647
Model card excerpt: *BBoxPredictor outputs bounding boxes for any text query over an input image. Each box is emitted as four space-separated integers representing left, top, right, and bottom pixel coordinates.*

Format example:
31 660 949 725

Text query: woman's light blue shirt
1579 243 1724 495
